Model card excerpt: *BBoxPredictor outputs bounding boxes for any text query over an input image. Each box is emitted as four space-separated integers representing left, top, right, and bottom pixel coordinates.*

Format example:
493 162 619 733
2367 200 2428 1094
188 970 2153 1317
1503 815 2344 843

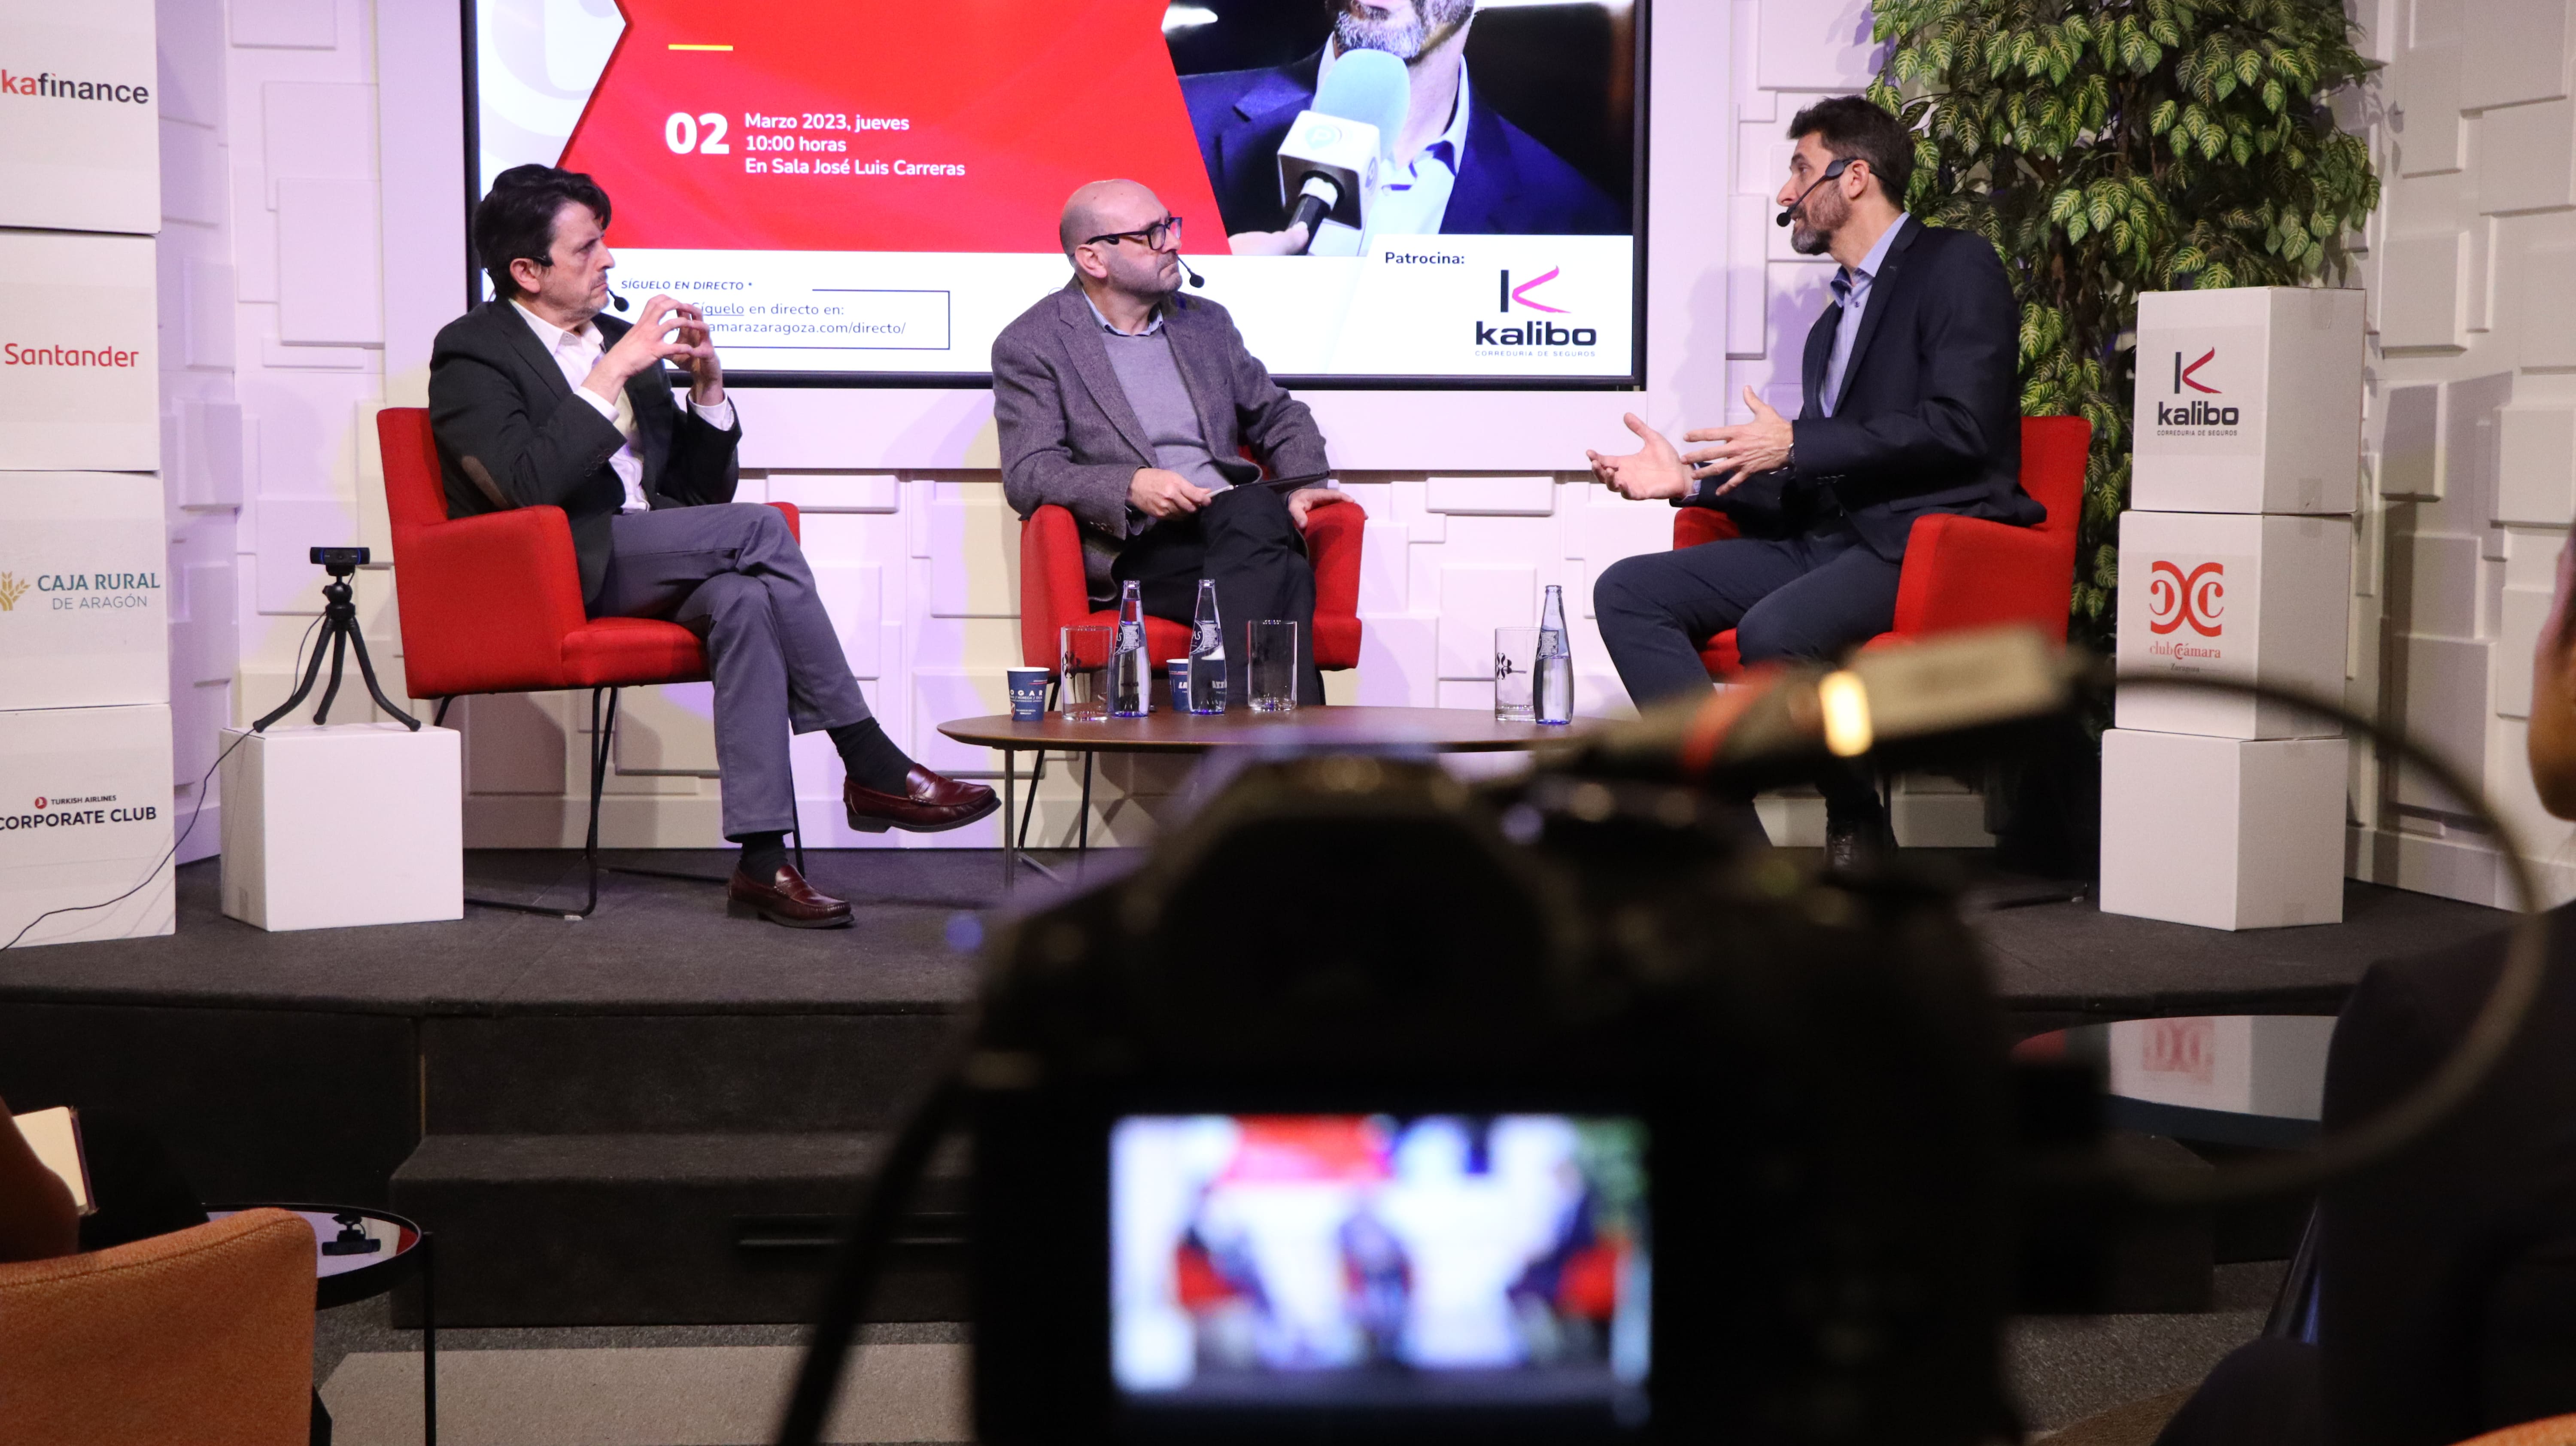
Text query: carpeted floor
309 1263 2284 1444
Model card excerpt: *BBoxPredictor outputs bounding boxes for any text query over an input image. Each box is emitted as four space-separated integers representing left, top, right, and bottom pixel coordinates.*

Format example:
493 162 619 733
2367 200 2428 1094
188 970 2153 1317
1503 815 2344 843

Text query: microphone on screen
1775 157 1853 228
1275 49 1411 253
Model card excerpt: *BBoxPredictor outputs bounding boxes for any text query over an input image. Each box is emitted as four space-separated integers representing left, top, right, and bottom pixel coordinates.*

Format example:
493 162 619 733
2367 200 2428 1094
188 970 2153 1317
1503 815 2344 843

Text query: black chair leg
432 696 455 728
1078 751 1094 854
464 686 617 920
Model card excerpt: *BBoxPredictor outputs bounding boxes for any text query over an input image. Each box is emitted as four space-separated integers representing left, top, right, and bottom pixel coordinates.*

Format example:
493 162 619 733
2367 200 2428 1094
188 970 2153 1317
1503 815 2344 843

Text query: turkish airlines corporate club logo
2155 347 2240 428
1477 267 1599 352
4 794 159 834
2144 559 2224 661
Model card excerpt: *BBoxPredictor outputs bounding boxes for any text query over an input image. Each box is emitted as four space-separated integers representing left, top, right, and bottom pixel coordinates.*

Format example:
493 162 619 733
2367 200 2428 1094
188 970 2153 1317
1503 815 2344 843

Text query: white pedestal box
0 472 170 710
2130 287 2364 515
218 724 462 932
2114 510 2351 739
2099 729 2347 931
2105 1015 2334 1122
0 704 174 948
0 231 159 473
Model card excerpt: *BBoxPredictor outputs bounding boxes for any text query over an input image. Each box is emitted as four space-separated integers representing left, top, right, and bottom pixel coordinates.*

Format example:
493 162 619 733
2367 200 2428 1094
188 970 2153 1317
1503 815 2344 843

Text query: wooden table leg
1001 747 1017 893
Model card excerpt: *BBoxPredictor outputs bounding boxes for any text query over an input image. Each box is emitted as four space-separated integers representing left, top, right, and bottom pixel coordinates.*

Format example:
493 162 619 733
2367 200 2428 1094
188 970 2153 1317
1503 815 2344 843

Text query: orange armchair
1675 416 2092 676
0 1208 316 1446
1015 498 1367 674
377 407 803 915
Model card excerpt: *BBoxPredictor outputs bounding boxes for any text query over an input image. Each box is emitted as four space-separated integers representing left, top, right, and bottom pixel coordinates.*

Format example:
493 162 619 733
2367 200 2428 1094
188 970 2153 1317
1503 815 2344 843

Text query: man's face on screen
1781 135 1853 258
521 202 614 323
1333 0 1475 62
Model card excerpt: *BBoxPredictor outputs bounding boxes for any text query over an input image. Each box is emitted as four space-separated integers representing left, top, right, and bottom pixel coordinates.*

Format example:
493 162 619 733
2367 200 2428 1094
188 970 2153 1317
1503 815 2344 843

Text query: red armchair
377 406 802 916
1675 416 2091 676
1016 499 1366 674
1010 497 1366 852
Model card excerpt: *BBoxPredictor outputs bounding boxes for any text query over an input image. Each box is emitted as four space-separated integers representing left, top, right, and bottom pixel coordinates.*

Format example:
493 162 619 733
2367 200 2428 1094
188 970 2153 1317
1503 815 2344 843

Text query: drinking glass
1494 627 1540 723
1245 620 1300 714
1060 625 1115 722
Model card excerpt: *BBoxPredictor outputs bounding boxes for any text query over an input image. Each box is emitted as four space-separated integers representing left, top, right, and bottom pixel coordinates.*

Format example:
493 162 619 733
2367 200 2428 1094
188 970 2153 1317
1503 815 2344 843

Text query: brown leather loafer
726 863 854 928
844 766 1001 834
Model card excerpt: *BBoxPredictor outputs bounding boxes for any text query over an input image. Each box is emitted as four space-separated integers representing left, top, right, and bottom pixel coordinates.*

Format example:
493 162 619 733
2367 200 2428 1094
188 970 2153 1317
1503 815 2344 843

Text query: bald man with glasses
992 179 1349 706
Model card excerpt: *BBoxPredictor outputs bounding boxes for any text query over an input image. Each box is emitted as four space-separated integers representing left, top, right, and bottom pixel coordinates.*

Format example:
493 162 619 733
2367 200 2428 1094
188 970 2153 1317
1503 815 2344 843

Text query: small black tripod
254 547 421 732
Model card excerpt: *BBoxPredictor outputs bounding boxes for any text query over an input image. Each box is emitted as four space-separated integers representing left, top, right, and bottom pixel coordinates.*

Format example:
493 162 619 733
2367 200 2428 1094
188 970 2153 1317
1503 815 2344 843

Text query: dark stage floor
0 848 2513 1327
0 848 2511 1021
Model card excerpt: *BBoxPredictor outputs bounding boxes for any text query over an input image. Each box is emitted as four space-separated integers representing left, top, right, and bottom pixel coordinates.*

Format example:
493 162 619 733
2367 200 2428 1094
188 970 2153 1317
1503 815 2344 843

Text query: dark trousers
1593 523 1905 822
1113 485 1324 706
2151 1339 2322 1446
1591 523 1905 706
592 504 874 840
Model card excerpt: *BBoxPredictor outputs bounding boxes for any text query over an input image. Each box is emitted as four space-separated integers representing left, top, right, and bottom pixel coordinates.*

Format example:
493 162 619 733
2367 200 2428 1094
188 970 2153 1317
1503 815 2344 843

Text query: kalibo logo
2146 560 2225 637
1478 268 1596 348
2157 348 2239 427
0 573 25 611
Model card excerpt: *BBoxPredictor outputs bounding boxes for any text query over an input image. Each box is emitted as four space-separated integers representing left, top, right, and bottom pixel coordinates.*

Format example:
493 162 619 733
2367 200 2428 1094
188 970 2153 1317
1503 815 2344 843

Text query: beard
1786 182 1849 257
1334 0 1475 61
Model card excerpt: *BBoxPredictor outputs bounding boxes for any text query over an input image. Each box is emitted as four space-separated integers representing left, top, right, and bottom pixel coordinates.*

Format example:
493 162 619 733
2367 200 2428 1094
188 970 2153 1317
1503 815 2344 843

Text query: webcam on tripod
252 545 419 733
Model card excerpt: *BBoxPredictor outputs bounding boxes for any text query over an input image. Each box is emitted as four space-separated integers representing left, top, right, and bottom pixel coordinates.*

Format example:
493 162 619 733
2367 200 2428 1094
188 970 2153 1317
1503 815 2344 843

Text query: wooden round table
938 705 1583 882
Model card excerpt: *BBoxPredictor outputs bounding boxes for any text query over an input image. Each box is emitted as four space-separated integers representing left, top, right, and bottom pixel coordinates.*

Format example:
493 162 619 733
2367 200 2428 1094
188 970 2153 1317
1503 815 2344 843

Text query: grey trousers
592 504 872 840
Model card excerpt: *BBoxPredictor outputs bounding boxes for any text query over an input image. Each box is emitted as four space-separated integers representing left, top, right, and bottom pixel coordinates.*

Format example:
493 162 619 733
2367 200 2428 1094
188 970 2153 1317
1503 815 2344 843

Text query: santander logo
2147 559 2224 638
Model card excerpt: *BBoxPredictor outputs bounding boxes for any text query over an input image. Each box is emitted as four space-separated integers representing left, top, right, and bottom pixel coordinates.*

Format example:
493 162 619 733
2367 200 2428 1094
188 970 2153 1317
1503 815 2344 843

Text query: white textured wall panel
2497 407 2576 523
2379 233 2468 348
2478 100 2575 213
2461 0 2569 111
275 179 384 344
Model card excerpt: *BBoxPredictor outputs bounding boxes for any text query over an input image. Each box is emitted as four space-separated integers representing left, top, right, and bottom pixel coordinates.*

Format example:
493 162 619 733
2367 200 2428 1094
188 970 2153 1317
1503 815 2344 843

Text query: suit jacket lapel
1053 286 1157 464
1831 218 1920 410
489 299 577 405
1801 306 1835 420
1441 91 1522 234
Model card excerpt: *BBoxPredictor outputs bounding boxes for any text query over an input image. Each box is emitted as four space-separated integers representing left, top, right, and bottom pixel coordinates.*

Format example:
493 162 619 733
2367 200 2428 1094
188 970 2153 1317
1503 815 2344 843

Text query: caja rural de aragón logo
0 569 161 614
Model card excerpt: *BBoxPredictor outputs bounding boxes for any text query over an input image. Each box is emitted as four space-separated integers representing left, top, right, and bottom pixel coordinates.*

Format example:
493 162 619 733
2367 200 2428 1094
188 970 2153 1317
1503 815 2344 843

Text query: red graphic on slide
2146 559 2224 638
557 0 1225 254
1510 267 1568 313
2180 347 2219 393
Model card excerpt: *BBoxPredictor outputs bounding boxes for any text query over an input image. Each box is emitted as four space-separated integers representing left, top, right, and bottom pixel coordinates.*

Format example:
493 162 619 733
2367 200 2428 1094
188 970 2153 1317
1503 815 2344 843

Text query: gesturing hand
1130 468 1214 519
584 295 695 404
667 300 725 406
1286 487 1345 530
1679 387 1795 489
1584 413 1695 501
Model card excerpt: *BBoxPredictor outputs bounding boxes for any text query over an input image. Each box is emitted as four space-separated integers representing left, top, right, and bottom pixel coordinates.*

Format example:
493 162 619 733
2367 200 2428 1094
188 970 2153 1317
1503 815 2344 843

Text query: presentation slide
468 0 1644 384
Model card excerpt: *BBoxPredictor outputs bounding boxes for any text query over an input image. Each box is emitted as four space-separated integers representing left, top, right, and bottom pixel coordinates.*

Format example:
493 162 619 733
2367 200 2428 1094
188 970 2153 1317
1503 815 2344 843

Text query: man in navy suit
1182 0 1625 253
1586 96 2040 863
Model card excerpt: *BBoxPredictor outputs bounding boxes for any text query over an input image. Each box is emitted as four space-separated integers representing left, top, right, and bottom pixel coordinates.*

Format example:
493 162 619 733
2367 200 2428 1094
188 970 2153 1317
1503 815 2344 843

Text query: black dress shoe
726 863 854 928
844 766 1000 834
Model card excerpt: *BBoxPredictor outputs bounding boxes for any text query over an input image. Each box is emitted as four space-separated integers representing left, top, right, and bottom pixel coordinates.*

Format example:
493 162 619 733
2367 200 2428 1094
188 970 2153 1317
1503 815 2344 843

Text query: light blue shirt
1820 213 1910 418
1306 42 1470 254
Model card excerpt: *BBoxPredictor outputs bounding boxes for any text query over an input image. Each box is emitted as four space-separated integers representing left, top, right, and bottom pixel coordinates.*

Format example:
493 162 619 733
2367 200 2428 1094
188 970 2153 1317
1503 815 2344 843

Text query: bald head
1060 179 1161 257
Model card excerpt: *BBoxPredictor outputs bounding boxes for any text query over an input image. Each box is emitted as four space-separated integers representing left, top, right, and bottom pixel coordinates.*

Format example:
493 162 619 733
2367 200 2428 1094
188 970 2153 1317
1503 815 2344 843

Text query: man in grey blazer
992 179 1347 705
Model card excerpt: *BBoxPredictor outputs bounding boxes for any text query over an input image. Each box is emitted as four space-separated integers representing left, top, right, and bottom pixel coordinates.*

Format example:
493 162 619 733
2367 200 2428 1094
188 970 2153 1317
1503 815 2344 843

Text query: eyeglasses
1085 215 1184 251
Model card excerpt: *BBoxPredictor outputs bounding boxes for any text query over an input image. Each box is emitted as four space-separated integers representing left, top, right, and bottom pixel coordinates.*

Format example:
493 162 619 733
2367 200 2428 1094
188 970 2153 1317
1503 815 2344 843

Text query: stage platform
0 848 2510 1326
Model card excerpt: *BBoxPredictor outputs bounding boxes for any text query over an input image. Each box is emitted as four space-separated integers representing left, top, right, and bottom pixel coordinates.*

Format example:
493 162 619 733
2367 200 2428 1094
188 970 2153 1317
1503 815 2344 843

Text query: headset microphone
1173 255 1208 290
606 287 630 313
1775 156 1854 228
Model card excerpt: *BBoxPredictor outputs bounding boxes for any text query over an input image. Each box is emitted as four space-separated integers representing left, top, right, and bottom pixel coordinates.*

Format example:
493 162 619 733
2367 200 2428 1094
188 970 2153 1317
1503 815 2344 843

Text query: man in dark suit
1181 0 1623 253
1586 96 2039 863
992 179 1347 705
428 166 994 927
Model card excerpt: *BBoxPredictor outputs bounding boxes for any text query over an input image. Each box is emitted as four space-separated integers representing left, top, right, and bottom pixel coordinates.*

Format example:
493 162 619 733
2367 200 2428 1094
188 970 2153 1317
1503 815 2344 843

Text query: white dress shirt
511 301 736 512
1307 42 1472 256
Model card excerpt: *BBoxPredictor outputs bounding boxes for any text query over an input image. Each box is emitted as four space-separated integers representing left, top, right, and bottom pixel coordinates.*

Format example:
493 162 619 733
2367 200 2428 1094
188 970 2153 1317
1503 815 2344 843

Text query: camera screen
1111 1114 1650 1420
